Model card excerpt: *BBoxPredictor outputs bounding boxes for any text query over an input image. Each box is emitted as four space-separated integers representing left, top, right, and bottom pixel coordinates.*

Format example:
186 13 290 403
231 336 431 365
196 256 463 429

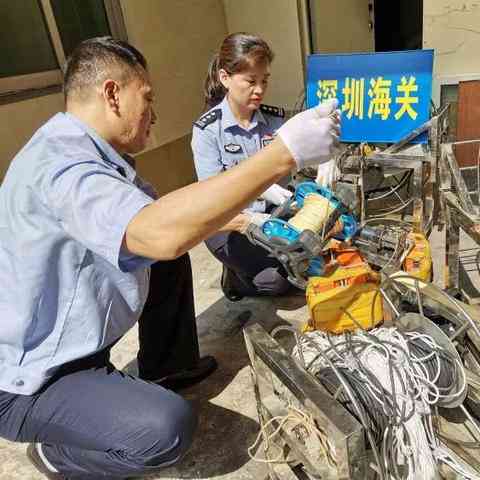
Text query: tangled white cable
291 327 471 480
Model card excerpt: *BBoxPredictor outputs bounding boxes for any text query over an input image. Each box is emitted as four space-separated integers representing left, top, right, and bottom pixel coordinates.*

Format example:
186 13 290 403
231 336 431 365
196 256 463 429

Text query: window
0 0 127 102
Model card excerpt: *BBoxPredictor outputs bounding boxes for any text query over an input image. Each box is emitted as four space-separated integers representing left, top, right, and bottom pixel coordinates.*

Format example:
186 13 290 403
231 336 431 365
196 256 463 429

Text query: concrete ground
2 225 479 480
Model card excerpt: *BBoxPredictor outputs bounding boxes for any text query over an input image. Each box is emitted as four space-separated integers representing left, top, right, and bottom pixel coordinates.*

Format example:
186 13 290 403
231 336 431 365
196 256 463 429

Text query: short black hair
63 36 147 103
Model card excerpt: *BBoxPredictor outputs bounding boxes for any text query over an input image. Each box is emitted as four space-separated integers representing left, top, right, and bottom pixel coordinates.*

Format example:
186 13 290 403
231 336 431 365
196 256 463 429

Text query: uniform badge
261 134 275 148
224 143 242 154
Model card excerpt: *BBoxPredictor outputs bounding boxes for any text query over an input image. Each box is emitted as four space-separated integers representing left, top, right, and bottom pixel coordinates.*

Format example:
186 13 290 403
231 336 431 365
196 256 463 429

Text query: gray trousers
206 231 291 296
0 254 199 479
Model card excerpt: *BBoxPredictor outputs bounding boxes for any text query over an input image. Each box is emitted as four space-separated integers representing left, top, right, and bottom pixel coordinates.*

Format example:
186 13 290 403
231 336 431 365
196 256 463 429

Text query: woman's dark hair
204 33 274 109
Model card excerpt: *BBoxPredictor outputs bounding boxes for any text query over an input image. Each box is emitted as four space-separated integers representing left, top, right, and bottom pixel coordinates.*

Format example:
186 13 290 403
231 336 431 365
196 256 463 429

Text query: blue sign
306 50 434 143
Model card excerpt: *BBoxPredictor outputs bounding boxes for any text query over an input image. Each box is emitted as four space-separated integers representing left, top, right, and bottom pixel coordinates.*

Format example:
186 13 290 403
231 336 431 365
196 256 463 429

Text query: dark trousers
137 253 200 380
206 231 291 296
0 254 199 479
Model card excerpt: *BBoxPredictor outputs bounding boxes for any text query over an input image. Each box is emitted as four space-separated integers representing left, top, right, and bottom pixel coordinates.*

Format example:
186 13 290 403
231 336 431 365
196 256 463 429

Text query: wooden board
456 80 480 167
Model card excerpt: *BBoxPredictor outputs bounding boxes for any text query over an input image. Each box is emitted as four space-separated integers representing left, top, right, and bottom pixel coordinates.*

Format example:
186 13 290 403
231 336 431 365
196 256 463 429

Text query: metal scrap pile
244 107 480 479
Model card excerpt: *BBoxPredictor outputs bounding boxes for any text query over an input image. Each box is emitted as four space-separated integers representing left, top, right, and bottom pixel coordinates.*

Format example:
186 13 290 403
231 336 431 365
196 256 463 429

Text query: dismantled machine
243 105 480 479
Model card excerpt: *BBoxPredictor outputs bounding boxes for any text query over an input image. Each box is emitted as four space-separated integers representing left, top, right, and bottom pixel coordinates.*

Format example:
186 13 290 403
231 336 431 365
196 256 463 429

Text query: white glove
315 158 337 187
277 98 340 170
261 184 293 206
239 212 270 234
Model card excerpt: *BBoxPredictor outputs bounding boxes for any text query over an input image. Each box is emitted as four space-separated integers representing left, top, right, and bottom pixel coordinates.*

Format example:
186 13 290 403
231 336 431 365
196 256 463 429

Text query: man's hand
238 212 270 234
276 98 340 170
261 184 293 206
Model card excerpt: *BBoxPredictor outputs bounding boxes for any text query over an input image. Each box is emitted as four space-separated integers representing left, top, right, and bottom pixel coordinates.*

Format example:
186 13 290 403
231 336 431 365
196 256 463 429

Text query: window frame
0 0 128 104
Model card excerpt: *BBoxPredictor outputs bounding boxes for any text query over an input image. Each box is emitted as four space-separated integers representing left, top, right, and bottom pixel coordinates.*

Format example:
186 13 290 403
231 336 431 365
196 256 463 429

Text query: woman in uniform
191 32 294 301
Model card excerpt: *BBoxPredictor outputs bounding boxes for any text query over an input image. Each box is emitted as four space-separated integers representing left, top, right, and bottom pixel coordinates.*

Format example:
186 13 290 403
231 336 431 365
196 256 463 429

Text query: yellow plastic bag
305 263 383 334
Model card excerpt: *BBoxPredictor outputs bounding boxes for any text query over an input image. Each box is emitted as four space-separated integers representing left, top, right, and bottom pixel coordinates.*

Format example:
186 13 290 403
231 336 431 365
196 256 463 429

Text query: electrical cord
268 273 478 479
289 326 468 479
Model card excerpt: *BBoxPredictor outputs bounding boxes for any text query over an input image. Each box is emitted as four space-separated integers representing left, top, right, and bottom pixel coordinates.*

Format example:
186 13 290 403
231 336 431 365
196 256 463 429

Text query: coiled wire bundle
288 193 344 239
284 326 471 480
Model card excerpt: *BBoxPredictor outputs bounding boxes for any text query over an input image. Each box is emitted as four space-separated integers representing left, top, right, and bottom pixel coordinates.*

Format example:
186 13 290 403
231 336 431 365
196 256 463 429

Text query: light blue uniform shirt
191 96 285 212
0 112 155 395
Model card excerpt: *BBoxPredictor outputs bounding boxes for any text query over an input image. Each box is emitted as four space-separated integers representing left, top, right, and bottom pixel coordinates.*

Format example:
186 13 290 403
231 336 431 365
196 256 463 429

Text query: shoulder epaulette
260 104 285 118
193 109 222 129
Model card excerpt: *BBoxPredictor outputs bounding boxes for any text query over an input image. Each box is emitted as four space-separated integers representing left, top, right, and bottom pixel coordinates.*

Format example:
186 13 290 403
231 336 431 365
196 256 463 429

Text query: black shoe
221 266 244 302
27 443 67 480
152 355 218 391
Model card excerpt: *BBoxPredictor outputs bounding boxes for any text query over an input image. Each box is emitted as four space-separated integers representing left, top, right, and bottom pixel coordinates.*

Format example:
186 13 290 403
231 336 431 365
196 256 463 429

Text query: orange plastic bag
305 249 383 334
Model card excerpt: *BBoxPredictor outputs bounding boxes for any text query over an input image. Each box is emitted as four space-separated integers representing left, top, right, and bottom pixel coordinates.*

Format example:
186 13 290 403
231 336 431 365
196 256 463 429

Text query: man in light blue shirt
0 35 340 480
0 37 212 480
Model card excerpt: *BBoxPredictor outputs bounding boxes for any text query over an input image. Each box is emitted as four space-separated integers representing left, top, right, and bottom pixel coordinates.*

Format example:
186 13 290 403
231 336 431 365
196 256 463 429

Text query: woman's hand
261 184 292 205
